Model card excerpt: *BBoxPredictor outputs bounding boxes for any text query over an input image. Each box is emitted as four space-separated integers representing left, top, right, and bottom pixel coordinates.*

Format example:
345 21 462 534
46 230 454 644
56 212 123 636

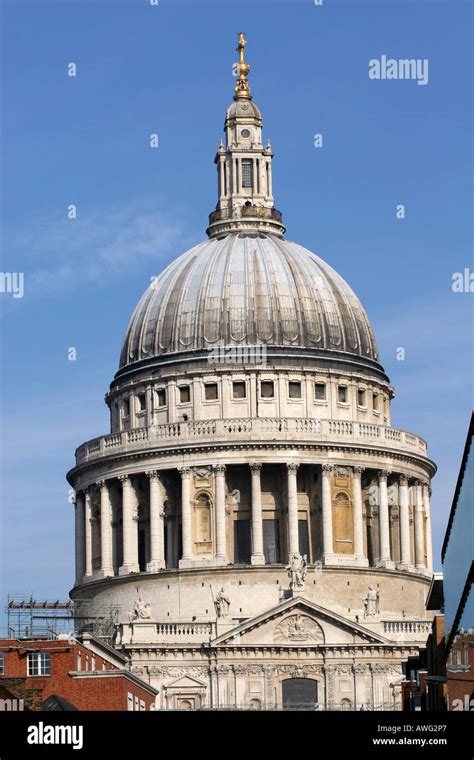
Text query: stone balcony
75 418 429 467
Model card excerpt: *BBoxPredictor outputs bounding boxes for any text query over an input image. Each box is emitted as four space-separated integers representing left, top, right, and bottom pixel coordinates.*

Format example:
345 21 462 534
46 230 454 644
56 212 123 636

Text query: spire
206 34 285 239
234 32 251 100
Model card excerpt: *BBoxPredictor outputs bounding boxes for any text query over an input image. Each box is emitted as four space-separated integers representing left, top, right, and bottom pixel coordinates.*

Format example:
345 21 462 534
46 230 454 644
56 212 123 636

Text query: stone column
179 467 193 566
414 481 426 570
97 480 114 578
83 489 93 581
322 464 334 563
214 465 228 564
119 475 139 575
287 463 299 557
145 384 153 427
146 471 166 572
352 467 368 565
398 475 412 569
377 470 394 568
74 492 86 585
219 156 225 200
423 482 433 572
250 463 265 565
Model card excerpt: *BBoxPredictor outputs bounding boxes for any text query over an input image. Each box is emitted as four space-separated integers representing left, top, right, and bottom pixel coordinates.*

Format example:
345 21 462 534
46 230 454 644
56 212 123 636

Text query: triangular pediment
212 596 390 647
164 675 207 689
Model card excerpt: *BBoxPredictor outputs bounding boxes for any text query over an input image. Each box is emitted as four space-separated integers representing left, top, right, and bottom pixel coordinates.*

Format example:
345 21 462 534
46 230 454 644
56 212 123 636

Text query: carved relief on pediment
274 614 324 643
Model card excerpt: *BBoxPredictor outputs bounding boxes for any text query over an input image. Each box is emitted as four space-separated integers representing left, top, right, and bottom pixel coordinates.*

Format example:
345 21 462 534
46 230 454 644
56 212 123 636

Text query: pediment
164 675 207 690
212 597 390 647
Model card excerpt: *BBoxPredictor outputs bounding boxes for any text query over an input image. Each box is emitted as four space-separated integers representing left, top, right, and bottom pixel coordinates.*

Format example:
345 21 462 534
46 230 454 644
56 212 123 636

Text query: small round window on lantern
241 129 250 138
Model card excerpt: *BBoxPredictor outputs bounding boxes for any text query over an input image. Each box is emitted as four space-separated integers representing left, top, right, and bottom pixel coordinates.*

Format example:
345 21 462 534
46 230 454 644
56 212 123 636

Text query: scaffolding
4 594 124 646
5 594 75 639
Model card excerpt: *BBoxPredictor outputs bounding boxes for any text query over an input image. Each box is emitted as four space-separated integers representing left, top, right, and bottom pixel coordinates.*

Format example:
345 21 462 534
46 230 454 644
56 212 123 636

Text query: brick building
0 633 157 711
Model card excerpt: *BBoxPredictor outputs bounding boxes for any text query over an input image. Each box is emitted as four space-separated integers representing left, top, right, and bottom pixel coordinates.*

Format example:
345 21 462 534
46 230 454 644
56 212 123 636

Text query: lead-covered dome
119 233 379 370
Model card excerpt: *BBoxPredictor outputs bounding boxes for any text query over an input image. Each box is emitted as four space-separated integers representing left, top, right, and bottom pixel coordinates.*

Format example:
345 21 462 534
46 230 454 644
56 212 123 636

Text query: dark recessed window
233 381 246 399
0 651 3 675
357 389 366 406
241 129 250 138
137 393 146 412
373 393 379 411
204 383 218 401
123 398 130 416
338 386 348 403
242 160 253 188
157 389 166 407
260 381 274 399
315 383 326 400
289 381 302 399
179 385 191 404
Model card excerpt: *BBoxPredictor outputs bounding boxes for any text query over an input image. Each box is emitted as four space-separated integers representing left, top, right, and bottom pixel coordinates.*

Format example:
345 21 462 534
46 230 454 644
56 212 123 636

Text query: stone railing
156 622 215 640
383 621 432 635
75 417 428 465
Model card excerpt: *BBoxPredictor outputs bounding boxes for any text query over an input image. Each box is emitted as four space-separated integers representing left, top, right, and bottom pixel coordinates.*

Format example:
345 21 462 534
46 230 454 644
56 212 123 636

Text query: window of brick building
27 652 51 676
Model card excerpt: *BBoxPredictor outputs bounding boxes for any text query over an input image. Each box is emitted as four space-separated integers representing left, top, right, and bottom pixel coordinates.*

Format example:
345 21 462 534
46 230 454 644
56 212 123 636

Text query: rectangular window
298 520 310 559
357 389 366 407
179 385 191 404
27 652 51 676
241 160 253 188
140 699 146 711
157 388 166 407
260 381 274 399
234 520 251 565
288 381 302 399
123 398 130 416
204 382 218 401
136 393 146 412
232 381 246 399
373 393 379 411
338 386 348 403
314 382 326 401
263 520 281 564
0 651 4 675
127 693 134 711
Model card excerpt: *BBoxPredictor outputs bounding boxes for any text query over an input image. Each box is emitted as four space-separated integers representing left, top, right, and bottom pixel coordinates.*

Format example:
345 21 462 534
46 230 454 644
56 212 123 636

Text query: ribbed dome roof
119 233 379 370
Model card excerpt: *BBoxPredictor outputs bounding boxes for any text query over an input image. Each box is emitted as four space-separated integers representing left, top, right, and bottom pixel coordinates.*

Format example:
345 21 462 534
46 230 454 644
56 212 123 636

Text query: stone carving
132 594 152 621
274 614 324 643
286 552 307 590
363 586 380 618
214 587 230 618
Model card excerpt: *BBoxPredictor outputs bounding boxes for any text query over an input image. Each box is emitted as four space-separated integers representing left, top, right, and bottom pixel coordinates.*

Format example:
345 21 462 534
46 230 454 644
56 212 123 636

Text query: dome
226 99 262 122
119 232 380 370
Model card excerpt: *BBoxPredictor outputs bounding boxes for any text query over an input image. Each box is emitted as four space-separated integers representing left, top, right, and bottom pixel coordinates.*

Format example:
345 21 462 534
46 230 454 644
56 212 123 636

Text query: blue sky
0 0 472 615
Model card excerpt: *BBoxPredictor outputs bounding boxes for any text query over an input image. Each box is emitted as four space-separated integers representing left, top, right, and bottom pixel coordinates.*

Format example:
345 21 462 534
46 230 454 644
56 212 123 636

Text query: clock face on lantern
241 128 251 138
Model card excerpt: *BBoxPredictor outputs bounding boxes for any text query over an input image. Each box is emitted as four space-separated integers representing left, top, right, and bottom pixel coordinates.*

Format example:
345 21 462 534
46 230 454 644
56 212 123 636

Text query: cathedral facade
67 34 436 711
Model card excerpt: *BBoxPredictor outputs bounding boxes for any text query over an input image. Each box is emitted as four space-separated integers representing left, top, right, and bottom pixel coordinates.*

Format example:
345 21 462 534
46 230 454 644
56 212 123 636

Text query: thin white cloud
9 198 194 294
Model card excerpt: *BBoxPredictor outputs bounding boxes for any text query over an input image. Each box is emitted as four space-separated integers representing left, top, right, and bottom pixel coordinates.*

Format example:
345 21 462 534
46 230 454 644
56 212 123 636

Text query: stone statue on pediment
286 552 307 590
363 586 380 618
132 594 151 621
215 587 230 618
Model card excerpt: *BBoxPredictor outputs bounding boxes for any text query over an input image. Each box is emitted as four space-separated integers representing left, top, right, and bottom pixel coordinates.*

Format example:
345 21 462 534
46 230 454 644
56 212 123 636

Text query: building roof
119 233 380 373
